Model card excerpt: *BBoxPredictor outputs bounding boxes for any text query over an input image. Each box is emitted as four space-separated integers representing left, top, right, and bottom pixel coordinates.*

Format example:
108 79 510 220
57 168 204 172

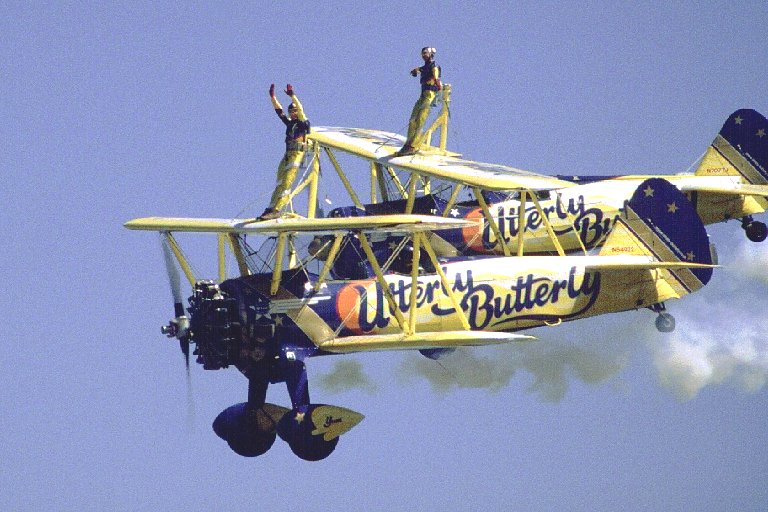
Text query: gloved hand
269 83 275 97
285 84 294 96
410 68 418 77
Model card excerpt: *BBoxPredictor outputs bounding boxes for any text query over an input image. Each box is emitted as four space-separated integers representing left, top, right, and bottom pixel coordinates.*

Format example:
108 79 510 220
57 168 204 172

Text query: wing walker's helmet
421 47 436 57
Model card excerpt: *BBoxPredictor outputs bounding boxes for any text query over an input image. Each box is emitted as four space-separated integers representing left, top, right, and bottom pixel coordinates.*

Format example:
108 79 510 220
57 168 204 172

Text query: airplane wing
308 126 575 192
678 183 768 197
124 213 480 235
317 330 535 354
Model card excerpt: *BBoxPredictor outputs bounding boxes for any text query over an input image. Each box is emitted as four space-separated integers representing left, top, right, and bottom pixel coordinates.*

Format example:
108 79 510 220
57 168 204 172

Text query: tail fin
601 178 713 290
695 109 768 185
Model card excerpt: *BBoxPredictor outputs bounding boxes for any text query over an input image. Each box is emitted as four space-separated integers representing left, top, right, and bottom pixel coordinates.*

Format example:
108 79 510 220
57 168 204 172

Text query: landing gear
742 216 767 242
274 360 350 461
213 359 364 460
649 303 675 333
212 371 289 457
277 406 340 461
212 403 284 457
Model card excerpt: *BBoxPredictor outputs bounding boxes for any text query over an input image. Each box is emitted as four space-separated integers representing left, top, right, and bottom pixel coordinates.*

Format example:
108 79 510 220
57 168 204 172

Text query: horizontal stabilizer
124 214 480 235
678 182 768 197
584 255 717 271
318 330 535 353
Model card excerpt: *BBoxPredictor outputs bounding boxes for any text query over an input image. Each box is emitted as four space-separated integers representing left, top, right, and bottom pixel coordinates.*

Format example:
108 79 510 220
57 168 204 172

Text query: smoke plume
317 360 378 394
648 237 768 399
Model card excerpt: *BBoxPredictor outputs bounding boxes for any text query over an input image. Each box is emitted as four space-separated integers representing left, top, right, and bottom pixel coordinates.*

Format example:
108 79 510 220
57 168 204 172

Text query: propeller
160 233 190 367
160 233 196 428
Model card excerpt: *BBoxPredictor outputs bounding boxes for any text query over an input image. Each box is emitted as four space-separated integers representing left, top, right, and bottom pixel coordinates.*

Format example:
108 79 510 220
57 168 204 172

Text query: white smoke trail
316 359 378 394
648 236 768 400
396 315 642 402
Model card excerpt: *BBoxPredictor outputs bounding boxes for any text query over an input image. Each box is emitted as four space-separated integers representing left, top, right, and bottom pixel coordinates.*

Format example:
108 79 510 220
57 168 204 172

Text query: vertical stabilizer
601 178 713 290
696 109 768 185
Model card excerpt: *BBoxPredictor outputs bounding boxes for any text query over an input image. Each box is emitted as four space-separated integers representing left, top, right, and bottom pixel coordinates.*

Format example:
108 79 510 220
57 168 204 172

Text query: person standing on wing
259 83 310 221
397 47 442 156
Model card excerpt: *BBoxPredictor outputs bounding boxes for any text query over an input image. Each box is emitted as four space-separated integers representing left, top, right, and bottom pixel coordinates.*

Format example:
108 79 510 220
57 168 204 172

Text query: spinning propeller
160 233 196 426
160 233 191 368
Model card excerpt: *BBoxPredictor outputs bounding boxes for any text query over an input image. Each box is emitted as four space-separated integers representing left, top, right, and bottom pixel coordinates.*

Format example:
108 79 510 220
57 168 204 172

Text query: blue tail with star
600 178 713 288
695 109 768 184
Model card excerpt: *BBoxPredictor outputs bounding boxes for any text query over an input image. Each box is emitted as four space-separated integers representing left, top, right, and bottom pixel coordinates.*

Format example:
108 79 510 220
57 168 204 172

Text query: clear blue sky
3 2 768 510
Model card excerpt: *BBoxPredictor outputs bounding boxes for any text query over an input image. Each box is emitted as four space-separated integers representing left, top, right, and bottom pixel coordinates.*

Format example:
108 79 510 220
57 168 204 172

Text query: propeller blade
160 234 190 366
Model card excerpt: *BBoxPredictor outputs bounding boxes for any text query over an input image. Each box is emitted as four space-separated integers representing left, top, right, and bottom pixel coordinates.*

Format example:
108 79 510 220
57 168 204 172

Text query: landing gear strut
649 303 675 333
742 216 767 243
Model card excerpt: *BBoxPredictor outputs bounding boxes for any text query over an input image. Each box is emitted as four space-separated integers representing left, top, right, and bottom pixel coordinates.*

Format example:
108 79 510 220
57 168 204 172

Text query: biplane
306 87 768 258
126 175 716 460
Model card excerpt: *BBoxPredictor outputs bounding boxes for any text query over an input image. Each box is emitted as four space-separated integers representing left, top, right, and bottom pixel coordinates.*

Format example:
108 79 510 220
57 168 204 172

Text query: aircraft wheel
745 221 768 243
655 312 675 333
287 432 339 462
277 408 339 461
213 403 278 458
227 430 276 458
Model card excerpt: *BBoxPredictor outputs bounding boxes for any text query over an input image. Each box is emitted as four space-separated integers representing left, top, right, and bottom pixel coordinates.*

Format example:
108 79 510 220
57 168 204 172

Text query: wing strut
217 234 226 282
517 191 527 256
473 187 511 256
163 232 196 286
312 234 344 293
227 234 251 277
323 147 364 209
415 232 471 330
528 191 566 256
442 184 464 216
407 234 421 334
357 232 407 331
270 232 288 296
405 175 418 213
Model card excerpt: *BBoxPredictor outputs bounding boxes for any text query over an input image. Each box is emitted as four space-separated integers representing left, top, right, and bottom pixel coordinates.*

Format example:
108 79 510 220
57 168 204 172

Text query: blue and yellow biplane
125 87 765 461
307 88 768 257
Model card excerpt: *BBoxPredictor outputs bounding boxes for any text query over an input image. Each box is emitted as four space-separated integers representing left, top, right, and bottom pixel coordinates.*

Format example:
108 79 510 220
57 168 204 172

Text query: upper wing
308 126 575 192
124 213 480 235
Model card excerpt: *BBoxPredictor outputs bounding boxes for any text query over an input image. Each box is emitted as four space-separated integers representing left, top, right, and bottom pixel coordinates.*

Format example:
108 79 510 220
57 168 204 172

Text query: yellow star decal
686 251 695 261
667 202 679 213
294 412 305 423
273 315 284 327
734 115 743 125
758 128 766 138
643 185 654 197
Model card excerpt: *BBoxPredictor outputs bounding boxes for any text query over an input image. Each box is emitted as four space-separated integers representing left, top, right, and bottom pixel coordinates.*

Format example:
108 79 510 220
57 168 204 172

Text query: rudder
696 109 768 185
601 178 713 288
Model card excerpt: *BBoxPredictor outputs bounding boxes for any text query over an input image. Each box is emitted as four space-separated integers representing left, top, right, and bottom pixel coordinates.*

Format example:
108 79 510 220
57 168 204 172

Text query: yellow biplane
125 85 763 461
306 88 767 258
